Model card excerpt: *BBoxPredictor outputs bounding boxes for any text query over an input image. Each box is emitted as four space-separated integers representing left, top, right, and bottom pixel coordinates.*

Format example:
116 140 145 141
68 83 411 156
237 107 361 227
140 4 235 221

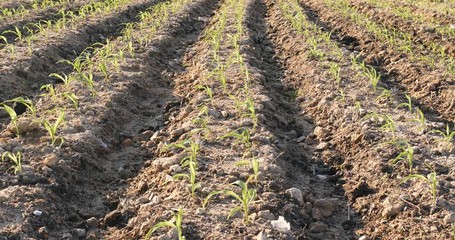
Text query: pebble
221 111 229 118
169 164 183 173
103 210 122 226
313 198 338 217
265 164 285 177
257 210 275 221
381 198 405 218
256 231 267 240
195 208 205 215
308 221 327 233
315 142 330 151
38 226 49 239
86 217 99 228
359 236 367 240
33 210 43 216
262 192 277 201
313 126 328 138
444 212 455 224
43 154 58 168
137 196 149 204
270 216 290 233
73 228 86 238
285 188 303 205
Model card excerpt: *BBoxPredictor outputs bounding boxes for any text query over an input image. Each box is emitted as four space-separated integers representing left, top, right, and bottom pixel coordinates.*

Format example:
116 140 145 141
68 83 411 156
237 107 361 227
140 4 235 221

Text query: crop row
275 0 453 238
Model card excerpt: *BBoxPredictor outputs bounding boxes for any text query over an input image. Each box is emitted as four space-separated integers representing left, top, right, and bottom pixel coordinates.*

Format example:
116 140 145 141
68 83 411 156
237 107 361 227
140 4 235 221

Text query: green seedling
430 124 455 145
396 94 413 113
222 128 252 156
376 87 392 102
173 160 200 197
49 73 72 88
411 108 426 132
203 180 256 224
235 156 260 183
6 97 36 117
364 113 396 139
42 110 65 146
0 104 18 136
327 62 341 86
242 98 257 128
196 85 213 103
402 172 438 204
40 84 57 101
145 208 185 240
389 140 414 172
162 140 200 197
1 151 22 175
3 26 23 41
363 65 381 92
0 35 7 46
81 72 96 96
58 57 85 76
62 92 78 110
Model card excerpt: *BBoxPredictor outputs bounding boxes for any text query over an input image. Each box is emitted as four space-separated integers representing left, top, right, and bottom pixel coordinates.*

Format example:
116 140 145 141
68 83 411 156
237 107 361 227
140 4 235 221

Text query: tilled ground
0 0 454 239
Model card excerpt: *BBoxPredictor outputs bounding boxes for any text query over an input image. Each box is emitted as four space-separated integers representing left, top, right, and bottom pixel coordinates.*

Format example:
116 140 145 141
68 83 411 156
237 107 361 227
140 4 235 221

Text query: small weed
396 94 413 113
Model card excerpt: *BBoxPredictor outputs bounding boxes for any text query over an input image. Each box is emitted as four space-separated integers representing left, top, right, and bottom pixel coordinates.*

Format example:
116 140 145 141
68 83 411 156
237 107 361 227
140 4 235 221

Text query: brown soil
0 0 454 239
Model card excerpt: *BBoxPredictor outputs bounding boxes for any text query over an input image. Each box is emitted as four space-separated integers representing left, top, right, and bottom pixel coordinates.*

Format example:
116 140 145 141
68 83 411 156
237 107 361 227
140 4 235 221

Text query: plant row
281 0 454 209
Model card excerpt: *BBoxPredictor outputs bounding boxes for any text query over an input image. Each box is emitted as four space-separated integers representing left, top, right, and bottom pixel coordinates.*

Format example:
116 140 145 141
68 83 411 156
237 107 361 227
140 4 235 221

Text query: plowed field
0 0 453 239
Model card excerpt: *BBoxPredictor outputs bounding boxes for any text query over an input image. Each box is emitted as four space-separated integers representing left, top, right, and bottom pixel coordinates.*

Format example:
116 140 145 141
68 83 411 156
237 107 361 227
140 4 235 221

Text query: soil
0 0 454 239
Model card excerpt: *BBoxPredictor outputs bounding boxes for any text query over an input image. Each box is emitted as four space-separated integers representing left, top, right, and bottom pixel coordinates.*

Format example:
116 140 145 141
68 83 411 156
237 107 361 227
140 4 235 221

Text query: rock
221 111 229 118
315 142 330 151
262 192 277 201
257 114 266 123
43 154 58 168
381 197 405 218
151 196 162 205
7 118 40 135
169 164 183 173
195 208 205 215
271 216 290 233
73 228 86 238
444 212 455 224
266 164 285 177
118 168 134 179
165 228 178 240
359 236 367 240
151 155 182 171
313 198 338 217
103 210 122 227
137 196 149 204
296 135 306 143
33 210 43 216
308 221 328 233
256 231 267 240
285 188 303 205
312 208 323 220
257 210 275 221
86 217 98 228
170 128 185 139
313 126 328 138
38 226 49 239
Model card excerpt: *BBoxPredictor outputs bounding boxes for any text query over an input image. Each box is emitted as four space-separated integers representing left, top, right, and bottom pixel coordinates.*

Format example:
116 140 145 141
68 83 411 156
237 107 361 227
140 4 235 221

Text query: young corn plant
364 113 396 139
402 172 438 204
222 128 252 158
242 98 257 128
41 110 65 146
203 180 256 224
396 94 413 113
3 26 23 42
430 124 455 146
0 104 19 136
411 108 426 132
7 97 36 117
1 151 22 175
389 140 415 172
196 85 213 104
145 208 185 240
362 64 381 92
161 140 200 197
235 156 260 184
